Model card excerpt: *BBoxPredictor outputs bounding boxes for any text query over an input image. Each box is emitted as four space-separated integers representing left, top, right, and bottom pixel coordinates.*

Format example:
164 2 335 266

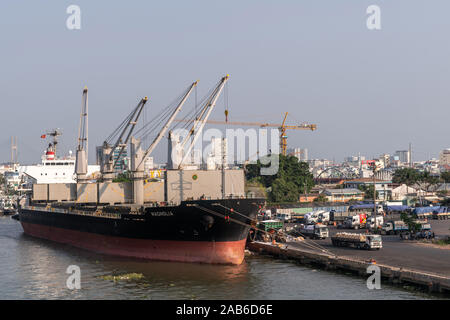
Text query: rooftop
344 178 392 184
324 188 364 195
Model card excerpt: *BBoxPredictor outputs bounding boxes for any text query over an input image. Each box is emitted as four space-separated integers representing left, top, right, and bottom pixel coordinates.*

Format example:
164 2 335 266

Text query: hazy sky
1 1 449 165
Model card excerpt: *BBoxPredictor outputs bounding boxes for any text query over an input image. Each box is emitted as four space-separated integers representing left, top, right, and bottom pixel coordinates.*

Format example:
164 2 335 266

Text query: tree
392 168 421 198
246 154 315 203
358 184 378 200
400 212 421 233
113 172 131 183
441 171 450 183
270 178 299 202
392 168 420 186
313 193 328 203
416 171 440 193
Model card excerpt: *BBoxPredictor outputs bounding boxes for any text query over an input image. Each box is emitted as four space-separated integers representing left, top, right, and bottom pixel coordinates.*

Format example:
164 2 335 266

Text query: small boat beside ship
0 197 17 216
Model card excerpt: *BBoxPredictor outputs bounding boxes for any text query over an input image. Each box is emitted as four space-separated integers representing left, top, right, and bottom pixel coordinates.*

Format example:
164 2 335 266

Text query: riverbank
247 220 450 295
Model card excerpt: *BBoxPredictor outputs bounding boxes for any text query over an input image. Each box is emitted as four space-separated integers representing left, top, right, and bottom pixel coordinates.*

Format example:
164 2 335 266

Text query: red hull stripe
21 222 246 265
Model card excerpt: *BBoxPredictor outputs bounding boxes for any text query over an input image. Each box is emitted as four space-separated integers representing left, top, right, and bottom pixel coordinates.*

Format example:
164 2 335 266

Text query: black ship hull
18 198 264 264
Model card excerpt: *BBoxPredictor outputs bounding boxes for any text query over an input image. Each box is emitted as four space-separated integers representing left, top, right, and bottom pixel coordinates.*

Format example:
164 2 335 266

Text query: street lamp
370 161 381 231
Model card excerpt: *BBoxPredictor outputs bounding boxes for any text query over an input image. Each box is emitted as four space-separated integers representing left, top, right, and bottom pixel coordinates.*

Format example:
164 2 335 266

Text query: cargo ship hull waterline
18 198 263 264
16 75 266 265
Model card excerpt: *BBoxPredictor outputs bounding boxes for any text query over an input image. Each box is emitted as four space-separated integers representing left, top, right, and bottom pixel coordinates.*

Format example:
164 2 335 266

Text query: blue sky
0 1 449 164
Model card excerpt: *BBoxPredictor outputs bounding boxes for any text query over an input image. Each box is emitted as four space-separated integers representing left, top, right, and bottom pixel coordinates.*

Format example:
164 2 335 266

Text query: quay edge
247 241 450 295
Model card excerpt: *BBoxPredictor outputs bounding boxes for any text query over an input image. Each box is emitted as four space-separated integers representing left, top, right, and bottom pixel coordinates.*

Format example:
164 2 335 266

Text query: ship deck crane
178 75 230 168
75 87 88 181
136 80 199 169
101 97 148 180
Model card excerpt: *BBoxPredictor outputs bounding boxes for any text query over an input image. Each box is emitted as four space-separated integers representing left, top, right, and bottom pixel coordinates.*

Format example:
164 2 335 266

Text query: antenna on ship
75 87 89 182
46 128 62 157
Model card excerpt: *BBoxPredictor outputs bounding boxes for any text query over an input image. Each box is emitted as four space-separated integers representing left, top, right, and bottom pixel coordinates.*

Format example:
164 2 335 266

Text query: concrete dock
248 220 450 294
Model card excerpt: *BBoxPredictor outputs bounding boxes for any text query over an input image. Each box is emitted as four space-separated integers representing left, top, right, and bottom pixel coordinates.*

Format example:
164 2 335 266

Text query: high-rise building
439 148 450 166
112 147 128 171
288 148 308 161
395 150 410 164
95 145 128 172
379 154 390 168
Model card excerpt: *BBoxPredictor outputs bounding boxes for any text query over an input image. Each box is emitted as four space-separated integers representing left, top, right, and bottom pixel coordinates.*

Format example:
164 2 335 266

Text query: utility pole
409 142 412 168
10 136 18 169
371 162 378 231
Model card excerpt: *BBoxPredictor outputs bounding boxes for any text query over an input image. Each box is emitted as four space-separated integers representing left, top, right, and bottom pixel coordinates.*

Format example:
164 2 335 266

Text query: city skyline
1 1 449 164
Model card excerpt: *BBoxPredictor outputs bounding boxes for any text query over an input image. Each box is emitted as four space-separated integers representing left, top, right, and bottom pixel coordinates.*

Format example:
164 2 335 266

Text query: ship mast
47 129 62 157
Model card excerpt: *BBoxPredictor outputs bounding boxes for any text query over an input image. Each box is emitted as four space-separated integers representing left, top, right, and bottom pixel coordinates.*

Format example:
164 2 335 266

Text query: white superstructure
19 141 99 184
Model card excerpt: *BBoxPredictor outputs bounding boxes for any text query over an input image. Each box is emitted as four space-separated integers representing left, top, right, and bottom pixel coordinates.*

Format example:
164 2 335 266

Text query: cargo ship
15 75 266 265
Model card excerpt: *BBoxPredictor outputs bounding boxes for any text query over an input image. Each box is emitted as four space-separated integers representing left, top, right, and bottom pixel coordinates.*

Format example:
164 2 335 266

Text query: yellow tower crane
175 112 316 156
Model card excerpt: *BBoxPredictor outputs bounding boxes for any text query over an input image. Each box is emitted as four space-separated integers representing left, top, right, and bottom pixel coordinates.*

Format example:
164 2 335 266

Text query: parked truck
296 224 329 239
304 211 325 224
343 213 367 229
349 204 384 215
432 207 449 220
366 216 384 230
276 212 292 223
381 220 408 235
331 232 382 250
317 211 331 225
412 206 441 220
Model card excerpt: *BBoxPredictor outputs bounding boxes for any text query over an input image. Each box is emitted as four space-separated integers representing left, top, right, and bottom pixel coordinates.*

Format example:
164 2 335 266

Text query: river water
0 216 435 300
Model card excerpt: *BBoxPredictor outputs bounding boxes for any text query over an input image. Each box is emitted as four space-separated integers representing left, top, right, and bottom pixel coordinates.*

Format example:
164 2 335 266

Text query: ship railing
22 205 121 219
68 210 122 219
22 205 68 214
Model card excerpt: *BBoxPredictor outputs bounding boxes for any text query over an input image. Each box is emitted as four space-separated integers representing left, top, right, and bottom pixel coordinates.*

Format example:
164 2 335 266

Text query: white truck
331 232 382 250
305 210 326 224
366 216 384 230
258 209 272 220
381 220 408 235
343 213 367 229
276 212 292 223
296 224 329 239
317 211 330 225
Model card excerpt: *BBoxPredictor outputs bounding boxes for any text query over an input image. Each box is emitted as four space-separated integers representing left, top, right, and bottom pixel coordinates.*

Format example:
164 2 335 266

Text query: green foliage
416 171 440 192
400 212 421 233
270 178 299 202
358 184 378 200
392 168 420 185
113 172 131 183
393 168 441 192
441 171 450 183
0 174 5 185
313 193 328 203
246 154 315 203
437 190 447 197
441 198 450 206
